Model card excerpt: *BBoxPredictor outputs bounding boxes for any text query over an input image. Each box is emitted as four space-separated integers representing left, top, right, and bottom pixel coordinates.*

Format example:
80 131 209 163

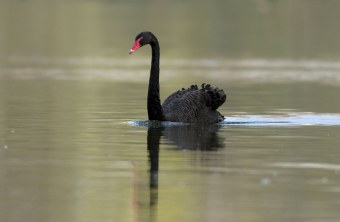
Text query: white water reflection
270 162 340 171
223 113 340 126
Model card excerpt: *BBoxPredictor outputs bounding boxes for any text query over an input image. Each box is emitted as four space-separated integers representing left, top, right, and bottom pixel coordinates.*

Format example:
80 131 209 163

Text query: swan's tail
201 83 226 110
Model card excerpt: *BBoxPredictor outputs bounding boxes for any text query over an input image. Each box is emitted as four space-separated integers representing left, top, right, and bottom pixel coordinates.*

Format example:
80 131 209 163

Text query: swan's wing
162 84 226 123
162 87 204 122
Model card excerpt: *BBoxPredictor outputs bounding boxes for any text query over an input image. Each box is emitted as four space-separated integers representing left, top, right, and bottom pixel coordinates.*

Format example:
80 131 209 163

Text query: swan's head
129 32 156 54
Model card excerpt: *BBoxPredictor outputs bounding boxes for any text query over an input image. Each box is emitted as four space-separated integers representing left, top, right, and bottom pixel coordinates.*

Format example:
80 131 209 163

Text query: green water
1 1 340 222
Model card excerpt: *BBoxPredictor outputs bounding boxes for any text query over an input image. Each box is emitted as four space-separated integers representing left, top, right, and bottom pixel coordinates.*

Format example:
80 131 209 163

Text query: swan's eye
129 37 143 54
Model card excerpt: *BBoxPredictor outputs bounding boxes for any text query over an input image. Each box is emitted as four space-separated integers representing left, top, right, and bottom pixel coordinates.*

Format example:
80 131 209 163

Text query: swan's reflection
147 127 162 211
162 124 224 151
146 123 224 210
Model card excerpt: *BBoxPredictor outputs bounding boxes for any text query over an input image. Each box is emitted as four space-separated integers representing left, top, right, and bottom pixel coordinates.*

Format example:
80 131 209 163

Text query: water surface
1 65 340 222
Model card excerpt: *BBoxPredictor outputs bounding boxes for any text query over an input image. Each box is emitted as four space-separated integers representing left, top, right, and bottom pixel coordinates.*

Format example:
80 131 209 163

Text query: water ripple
270 162 340 171
128 113 340 127
223 113 340 126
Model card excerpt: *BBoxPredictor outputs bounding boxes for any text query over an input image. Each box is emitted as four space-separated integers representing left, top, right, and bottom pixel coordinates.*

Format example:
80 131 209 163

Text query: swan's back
162 84 226 124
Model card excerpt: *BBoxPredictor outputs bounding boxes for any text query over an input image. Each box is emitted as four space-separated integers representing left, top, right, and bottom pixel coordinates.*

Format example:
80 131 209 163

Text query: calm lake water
1 1 340 222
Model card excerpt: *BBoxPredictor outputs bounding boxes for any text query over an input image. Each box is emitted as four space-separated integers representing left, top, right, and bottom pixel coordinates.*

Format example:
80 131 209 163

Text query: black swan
129 32 226 124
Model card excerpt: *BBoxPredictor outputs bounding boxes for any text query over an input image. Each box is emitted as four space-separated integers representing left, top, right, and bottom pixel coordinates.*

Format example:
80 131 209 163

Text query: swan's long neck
148 40 165 121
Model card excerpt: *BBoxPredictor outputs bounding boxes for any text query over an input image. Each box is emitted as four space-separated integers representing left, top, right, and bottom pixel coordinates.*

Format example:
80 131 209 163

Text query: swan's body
129 32 226 124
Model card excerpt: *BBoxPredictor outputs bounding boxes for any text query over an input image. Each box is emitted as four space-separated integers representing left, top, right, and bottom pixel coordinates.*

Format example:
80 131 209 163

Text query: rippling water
130 113 340 127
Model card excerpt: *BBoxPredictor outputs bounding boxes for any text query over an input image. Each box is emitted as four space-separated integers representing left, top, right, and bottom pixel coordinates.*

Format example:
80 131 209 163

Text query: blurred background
1 0 340 59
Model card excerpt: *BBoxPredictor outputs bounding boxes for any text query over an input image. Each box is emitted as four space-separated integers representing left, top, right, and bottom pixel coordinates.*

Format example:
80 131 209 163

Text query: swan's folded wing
162 84 225 123
162 86 204 122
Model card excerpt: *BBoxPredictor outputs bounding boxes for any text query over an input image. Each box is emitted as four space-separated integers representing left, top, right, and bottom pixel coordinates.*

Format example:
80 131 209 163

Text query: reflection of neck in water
147 126 162 212
147 127 162 189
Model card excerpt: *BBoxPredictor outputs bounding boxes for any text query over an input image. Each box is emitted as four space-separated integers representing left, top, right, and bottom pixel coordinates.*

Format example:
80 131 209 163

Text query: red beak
129 37 143 54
